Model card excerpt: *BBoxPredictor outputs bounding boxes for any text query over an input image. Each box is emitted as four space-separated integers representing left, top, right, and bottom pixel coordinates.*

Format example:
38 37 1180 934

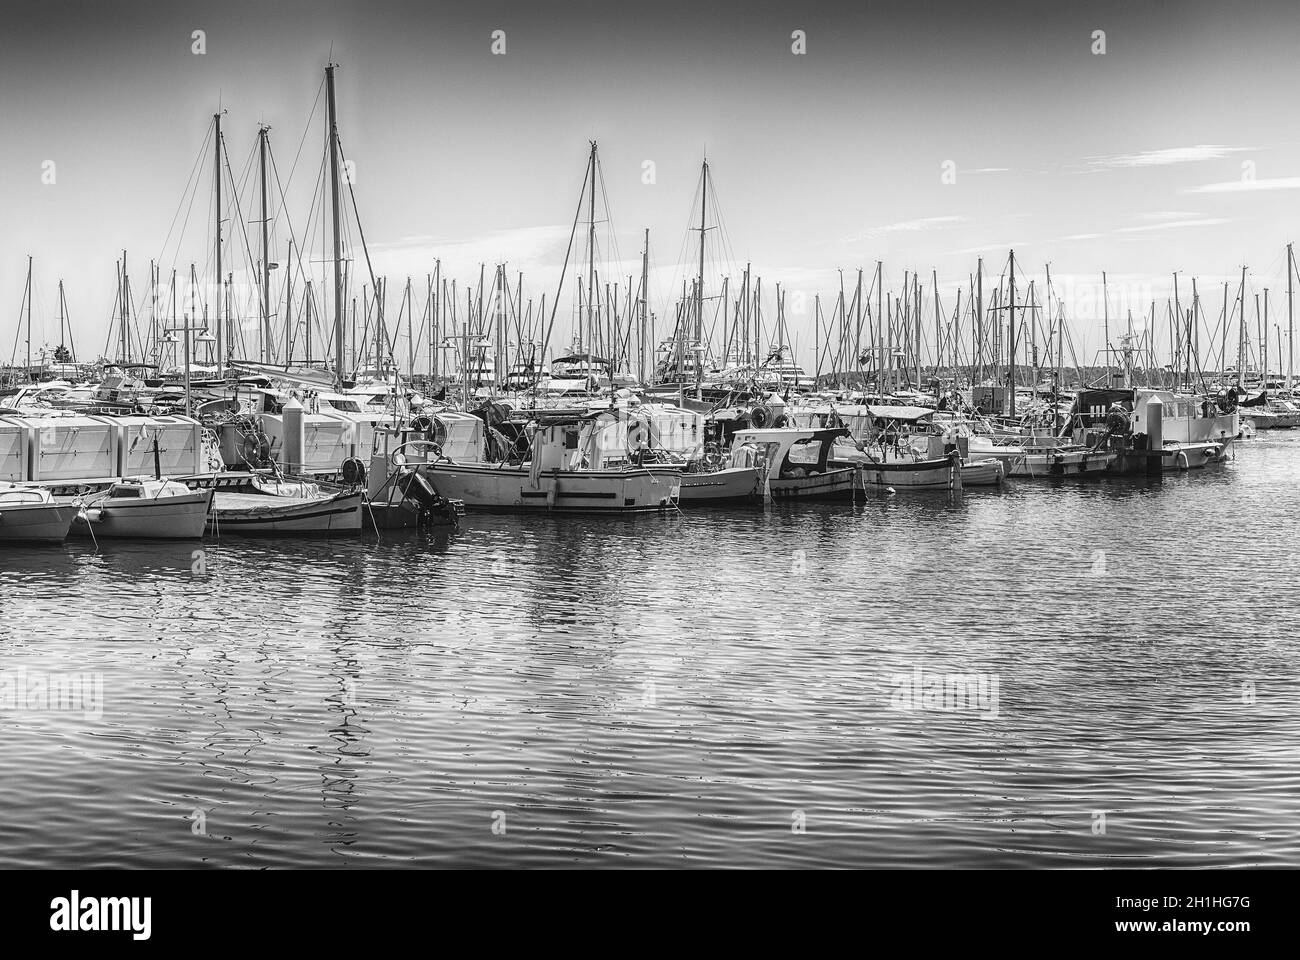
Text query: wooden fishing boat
678 465 763 505
842 452 963 491
833 405 1002 489
730 427 857 501
198 473 363 535
71 478 212 539
412 411 681 513
0 484 80 543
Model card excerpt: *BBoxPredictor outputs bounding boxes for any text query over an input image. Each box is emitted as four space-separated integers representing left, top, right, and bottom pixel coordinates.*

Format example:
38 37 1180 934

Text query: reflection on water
1 437 1298 867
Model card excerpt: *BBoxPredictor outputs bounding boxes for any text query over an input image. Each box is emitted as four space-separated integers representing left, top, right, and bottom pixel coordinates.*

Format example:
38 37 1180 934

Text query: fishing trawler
414 409 681 512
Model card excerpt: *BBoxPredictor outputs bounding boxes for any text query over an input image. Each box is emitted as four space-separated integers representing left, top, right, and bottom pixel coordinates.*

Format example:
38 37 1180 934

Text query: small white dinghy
71 477 213 540
0 484 80 543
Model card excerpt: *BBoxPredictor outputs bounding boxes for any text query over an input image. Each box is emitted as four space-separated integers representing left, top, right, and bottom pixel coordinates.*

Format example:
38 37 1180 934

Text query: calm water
3 437 1299 869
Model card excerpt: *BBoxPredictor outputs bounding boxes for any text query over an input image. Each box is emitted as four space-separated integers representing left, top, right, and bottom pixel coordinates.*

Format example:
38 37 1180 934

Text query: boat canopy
865 405 935 422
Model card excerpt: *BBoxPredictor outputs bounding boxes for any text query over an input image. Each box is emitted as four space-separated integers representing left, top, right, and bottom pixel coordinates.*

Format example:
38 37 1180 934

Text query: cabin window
565 429 579 450
787 440 823 465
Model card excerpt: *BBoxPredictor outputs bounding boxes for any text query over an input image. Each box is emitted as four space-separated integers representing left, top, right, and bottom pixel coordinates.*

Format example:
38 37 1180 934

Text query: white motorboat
0 484 80 543
71 477 213 539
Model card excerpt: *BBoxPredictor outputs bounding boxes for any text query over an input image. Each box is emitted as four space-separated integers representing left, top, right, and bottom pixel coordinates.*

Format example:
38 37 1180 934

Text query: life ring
1105 410 1130 435
772 414 790 428
341 457 367 485
750 405 771 428
240 433 262 463
703 442 723 468
411 415 434 434
627 416 653 451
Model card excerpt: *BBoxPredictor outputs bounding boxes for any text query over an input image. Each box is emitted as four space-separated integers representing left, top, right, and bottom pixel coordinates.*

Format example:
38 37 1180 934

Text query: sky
4 0 1300 372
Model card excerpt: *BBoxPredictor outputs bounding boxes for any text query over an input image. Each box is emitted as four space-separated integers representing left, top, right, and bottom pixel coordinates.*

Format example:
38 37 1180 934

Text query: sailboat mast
696 158 708 394
25 256 32 376
1237 266 1247 389
285 241 293 364
326 63 345 387
1008 249 1017 417
640 229 649 384
585 141 597 357
1289 243 1295 391
121 251 130 364
258 124 271 363
214 111 224 377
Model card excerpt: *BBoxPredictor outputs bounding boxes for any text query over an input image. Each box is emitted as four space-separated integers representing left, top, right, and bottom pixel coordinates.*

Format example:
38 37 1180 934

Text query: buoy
886 486 896 495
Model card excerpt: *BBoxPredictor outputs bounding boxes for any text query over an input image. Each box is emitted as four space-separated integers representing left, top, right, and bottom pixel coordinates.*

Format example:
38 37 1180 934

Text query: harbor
0 66 1283 538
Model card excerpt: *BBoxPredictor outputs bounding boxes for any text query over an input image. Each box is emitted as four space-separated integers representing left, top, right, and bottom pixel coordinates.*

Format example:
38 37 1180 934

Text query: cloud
1186 177 1300 194
1133 211 1198 221
851 215 965 241
1115 218 1230 233
951 242 1025 255
1086 145 1254 169
969 167 1010 174
1057 233 1101 241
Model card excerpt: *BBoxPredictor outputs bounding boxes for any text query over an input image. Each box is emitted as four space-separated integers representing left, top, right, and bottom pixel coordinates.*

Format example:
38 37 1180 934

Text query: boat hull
961 458 1005 486
1161 440 1230 470
209 489 362 534
982 448 1116 478
1244 411 1300 429
768 466 858 501
421 463 681 513
72 489 213 539
679 466 762 505
844 456 961 491
0 502 80 543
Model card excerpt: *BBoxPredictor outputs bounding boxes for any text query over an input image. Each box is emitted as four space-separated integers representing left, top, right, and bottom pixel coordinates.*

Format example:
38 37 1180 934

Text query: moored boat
200 473 363 535
0 484 80 543
71 478 212 539
417 410 681 513
730 427 857 500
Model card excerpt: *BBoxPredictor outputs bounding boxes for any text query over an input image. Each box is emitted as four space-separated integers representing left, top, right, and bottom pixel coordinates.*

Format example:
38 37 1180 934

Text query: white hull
0 502 80 542
1161 440 1230 470
679 467 762 504
209 490 362 534
961 459 1005 486
421 463 681 513
72 489 213 539
1244 411 1300 429
979 448 1115 478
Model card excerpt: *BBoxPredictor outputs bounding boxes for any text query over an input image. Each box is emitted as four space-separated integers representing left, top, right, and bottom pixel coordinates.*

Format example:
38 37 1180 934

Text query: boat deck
213 491 330 510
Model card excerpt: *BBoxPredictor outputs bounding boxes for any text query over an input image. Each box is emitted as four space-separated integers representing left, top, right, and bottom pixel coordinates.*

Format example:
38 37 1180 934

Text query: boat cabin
730 427 849 479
